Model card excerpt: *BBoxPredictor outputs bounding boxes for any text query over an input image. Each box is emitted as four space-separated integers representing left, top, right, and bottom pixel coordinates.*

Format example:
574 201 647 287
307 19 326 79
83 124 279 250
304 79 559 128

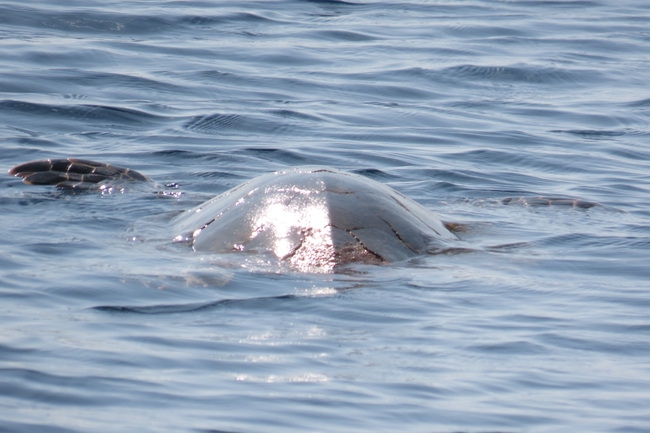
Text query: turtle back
172 167 456 272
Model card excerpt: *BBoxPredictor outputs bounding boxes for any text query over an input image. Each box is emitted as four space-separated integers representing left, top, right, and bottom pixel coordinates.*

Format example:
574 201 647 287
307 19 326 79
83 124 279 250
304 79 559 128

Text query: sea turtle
8 158 458 273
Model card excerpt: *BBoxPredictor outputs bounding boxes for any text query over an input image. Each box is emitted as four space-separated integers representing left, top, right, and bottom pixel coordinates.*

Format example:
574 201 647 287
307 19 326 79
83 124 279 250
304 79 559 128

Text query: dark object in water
9 158 149 189
502 196 598 209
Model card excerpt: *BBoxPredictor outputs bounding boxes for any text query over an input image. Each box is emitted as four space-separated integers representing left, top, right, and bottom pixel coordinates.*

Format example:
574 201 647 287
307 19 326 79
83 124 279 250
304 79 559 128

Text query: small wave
0 100 169 126
236 147 313 165
351 168 398 181
537 233 643 250
268 109 323 122
301 0 359 4
469 340 547 355
0 6 173 35
149 149 200 158
309 29 377 42
628 97 650 107
179 11 282 27
93 294 299 315
551 129 626 138
443 64 594 85
194 171 246 180
184 113 292 136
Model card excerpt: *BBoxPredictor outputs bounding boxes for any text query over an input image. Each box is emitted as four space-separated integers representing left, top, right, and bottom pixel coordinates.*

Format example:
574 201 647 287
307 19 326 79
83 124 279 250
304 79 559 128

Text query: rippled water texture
1 1 650 432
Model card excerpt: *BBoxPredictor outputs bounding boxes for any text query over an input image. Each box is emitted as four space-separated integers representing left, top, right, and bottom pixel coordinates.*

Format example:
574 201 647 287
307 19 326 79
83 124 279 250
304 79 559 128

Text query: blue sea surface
1 1 650 432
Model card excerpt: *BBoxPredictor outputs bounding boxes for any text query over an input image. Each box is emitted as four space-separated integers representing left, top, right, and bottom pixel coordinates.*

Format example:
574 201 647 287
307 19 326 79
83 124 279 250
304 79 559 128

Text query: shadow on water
93 294 301 315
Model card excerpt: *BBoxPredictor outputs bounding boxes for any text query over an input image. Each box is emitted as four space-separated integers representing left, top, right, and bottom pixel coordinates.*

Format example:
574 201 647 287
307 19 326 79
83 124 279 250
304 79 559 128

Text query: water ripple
1 0 650 431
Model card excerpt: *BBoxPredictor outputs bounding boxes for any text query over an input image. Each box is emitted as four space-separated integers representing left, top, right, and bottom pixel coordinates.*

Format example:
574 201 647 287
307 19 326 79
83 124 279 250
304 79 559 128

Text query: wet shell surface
171 167 457 273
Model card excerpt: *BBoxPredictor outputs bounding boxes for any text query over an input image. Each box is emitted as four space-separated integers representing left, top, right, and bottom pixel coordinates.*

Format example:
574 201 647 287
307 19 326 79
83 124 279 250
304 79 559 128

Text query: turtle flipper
502 196 598 209
8 158 150 189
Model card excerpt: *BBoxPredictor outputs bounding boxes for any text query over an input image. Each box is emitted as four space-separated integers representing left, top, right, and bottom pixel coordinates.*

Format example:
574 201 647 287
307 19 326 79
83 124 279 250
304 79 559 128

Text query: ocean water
1 1 650 432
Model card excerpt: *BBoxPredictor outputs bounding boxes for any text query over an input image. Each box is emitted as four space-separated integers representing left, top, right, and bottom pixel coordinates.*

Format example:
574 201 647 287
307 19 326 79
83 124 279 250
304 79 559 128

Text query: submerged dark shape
8 159 457 273
502 196 597 209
